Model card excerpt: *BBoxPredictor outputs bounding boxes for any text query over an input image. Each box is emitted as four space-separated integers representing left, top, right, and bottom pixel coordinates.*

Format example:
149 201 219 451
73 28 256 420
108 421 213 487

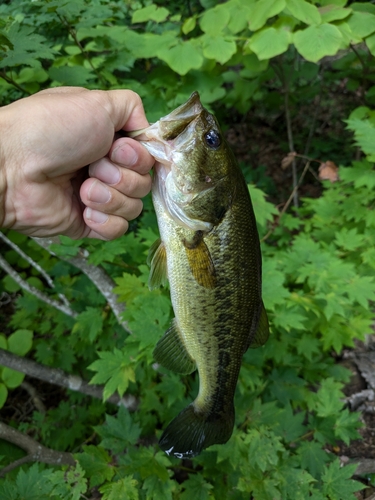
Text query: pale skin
0 87 154 240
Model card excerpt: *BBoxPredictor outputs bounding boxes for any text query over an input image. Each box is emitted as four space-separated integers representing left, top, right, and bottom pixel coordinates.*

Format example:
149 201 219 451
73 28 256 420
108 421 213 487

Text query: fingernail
86 208 109 224
90 162 121 185
111 144 137 167
88 180 111 204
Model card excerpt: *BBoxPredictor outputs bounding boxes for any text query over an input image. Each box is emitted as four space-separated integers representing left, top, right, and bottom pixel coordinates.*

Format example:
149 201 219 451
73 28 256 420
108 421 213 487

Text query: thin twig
0 348 138 410
284 86 298 208
0 232 71 309
0 254 78 318
261 161 311 243
0 70 30 95
20 381 46 414
0 422 75 477
33 237 130 333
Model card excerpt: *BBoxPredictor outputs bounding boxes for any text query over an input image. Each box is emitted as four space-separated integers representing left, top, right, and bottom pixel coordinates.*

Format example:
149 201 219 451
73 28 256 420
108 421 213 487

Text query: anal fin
153 319 196 374
147 238 167 290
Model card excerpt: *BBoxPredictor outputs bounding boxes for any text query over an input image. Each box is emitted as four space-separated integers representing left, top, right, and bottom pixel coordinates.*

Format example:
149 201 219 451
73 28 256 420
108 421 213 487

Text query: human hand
0 87 154 240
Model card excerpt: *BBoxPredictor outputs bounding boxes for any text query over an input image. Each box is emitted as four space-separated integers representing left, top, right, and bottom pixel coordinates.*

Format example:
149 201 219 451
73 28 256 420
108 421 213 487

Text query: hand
0 87 154 240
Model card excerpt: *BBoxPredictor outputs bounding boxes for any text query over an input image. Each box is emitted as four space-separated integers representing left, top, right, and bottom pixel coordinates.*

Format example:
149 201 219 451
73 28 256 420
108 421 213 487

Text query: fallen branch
33 237 130 333
0 254 78 318
0 348 138 411
0 422 75 477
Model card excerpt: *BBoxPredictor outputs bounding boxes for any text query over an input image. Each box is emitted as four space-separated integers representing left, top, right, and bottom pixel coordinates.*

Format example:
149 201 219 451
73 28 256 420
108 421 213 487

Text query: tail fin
159 403 234 459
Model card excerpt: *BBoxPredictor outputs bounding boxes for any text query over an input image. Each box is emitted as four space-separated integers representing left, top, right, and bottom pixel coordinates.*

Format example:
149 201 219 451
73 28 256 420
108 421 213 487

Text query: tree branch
0 70 30 95
0 348 138 410
0 422 75 477
33 237 131 333
0 254 78 318
0 231 71 309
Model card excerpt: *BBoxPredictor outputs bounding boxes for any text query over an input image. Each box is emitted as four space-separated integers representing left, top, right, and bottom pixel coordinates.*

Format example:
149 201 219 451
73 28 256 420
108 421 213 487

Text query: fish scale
132 92 269 459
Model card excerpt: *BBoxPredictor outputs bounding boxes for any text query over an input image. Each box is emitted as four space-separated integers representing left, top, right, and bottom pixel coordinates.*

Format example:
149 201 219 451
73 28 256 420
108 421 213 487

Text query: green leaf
47 463 87 500
180 475 213 500
76 445 114 488
297 441 330 478
262 260 289 309
113 273 147 302
248 27 291 60
0 383 8 409
345 118 375 156
2 367 24 389
293 24 343 62
72 307 104 342
7 329 33 356
244 427 284 472
182 16 196 35
100 476 139 500
201 34 237 64
132 4 169 24
249 0 286 31
142 475 175 500
334 409 362 445
346 11 375 39
88 348 136 400
322 460 365 499
200 5 230 35
95 406 141 453
319 5 352 23
315 378 344 417
49 66 94 86
286 0 321 25
157 41 204 75
366 32 375 56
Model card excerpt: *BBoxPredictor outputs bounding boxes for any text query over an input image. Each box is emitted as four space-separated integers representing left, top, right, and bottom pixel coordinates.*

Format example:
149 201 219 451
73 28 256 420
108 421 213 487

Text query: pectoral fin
248 303 270 349
153 319 196 374
183 234 216 289
148 239 167 290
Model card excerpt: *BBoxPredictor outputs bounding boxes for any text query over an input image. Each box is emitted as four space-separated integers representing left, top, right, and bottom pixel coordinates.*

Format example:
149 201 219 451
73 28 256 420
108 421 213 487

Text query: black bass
131 92 269 459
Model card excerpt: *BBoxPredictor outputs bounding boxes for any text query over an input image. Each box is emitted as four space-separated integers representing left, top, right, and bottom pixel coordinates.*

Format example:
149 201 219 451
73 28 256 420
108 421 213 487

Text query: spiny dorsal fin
147 239 167 290
153 318 196 374
183 232 216 289
248 303 270 349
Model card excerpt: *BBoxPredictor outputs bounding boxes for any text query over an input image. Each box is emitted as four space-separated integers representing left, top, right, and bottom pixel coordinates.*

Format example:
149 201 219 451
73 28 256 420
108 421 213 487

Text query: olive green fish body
136 93 269 458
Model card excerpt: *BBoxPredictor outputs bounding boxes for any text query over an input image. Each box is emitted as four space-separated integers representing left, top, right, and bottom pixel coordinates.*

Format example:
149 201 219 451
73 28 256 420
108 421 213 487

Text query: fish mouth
128 92 204 162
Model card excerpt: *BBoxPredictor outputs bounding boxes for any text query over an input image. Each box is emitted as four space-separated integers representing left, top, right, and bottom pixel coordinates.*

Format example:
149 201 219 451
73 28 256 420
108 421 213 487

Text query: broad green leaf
346 117 375 156
157 41 203 75
322 460 366 499
293 24 343 62
227 0 255 34
76 445 114 488
7 329 33 356
180 475 213 500
132 4 169 24
286 0 321 25
297 441 330 477
249 184 278 228
249 0 286 31
100 477 139 500
262 260 289 309
319 5 352 23
13 464 55 499
113 273 147 302
199 5 230 35
0 335 7 350
346 11 375 38
315 378 344 417
182 16 196 35
143 475 175 500
201 34 237 64
2 367 24 389
0 383 8 408
49 66 94 85
334 409 362 445
72 307 103 342
366 32 375 56
248 27 291 60
88 348 136 400
95 406 141 453
47 463 87 500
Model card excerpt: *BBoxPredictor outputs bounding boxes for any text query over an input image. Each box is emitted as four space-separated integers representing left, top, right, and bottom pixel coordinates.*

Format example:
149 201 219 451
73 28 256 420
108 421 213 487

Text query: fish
131 92 269 459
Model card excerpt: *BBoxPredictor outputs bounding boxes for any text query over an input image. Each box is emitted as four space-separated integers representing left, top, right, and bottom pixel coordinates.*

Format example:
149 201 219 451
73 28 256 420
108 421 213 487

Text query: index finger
101 89 150 132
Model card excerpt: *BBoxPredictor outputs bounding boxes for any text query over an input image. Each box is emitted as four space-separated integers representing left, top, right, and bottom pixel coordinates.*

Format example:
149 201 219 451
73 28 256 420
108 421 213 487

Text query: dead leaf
281 151 297 170
318 160 339 183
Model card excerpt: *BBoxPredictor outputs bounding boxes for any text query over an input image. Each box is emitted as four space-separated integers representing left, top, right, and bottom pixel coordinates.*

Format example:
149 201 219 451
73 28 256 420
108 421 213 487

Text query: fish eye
204 129 221 149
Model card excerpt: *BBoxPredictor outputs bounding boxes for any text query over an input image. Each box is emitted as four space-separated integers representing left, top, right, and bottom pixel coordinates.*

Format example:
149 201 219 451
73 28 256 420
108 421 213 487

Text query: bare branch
21 381 46 414
0 254 78 318
0 422 75 477
0 231 71 309
0 348 138 411
33 237 130 333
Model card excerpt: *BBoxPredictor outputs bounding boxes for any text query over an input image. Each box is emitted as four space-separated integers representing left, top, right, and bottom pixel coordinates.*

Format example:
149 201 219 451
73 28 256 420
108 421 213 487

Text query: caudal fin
159 403 234 459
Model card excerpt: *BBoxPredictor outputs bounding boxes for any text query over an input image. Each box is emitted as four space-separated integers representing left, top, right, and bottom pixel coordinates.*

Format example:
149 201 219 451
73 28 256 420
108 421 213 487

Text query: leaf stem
0 70 30 95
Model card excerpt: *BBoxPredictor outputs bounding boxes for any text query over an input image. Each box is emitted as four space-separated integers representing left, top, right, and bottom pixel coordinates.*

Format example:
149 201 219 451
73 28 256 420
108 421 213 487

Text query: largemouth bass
132 92 269 459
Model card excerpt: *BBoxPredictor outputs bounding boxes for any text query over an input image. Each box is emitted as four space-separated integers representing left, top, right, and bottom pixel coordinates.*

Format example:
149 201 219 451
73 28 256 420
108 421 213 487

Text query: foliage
0 0 375 498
